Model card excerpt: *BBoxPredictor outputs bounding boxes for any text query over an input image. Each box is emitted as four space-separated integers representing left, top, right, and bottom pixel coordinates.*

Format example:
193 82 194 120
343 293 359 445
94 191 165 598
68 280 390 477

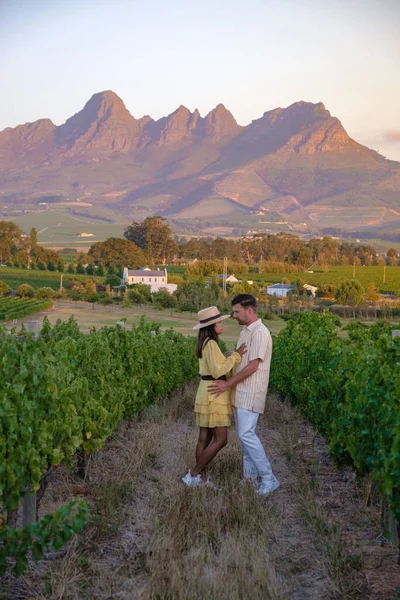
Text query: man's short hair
231 294 257 310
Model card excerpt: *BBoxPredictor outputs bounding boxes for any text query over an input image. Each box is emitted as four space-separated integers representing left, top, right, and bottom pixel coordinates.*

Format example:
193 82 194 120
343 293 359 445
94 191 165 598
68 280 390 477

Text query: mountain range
1 90 399 236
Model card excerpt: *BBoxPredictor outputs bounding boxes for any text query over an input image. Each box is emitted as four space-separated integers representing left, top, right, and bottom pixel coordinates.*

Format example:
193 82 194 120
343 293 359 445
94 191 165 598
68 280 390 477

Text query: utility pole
222 257 227 295
59 273 63 295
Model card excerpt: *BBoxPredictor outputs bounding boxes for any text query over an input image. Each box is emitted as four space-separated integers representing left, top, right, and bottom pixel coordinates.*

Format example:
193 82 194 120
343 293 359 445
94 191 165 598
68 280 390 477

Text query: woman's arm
203 340 241 380
208 359 260 397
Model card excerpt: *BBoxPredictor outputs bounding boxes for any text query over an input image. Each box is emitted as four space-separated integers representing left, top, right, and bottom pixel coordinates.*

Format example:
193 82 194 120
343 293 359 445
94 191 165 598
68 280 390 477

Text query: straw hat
192 306 231 330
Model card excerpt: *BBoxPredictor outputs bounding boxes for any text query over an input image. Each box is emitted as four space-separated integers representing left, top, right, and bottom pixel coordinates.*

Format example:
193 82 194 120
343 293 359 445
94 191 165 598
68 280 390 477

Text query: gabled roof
267 283 294 290
127 269 165 277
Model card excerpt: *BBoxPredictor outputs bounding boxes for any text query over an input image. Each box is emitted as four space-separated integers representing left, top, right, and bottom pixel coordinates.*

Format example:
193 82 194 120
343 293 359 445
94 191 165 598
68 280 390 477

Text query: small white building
266 283 295 298
217 274 239 284
122 267 177 294
303 284 318 297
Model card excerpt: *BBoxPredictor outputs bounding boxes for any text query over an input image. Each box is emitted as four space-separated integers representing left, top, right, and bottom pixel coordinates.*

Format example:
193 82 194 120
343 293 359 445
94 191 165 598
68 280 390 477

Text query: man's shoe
257 475 280 496
182 470 202 487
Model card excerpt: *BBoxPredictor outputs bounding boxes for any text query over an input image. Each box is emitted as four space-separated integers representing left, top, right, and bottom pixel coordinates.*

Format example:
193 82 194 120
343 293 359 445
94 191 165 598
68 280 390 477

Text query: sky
1 0 400 160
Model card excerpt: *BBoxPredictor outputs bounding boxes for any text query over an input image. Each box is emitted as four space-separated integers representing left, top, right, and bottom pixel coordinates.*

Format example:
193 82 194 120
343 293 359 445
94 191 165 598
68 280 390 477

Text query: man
208 294 279 496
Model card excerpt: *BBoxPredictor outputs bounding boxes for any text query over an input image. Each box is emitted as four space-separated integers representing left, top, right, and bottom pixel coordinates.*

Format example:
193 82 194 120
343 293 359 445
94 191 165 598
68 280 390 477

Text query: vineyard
0 317 198 575
270 312 400 522
1 310 399 579
253 265 400 293
0 297 53 321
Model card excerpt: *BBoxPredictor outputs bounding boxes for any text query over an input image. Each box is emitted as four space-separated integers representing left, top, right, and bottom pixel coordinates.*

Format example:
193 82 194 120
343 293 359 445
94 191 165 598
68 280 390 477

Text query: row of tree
1 217 399 272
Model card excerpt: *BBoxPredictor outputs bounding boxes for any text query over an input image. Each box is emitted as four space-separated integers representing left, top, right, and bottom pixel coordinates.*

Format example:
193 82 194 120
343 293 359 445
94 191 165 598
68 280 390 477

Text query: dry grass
1 384 400 599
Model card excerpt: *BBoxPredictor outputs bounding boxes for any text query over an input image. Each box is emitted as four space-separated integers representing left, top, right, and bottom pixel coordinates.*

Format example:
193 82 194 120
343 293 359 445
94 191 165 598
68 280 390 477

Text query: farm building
266 283 295 298
122 267 177 294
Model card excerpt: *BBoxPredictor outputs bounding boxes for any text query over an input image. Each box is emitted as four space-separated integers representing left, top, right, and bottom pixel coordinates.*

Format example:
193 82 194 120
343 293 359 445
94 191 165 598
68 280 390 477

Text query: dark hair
195 324 219 358
231 294 257 310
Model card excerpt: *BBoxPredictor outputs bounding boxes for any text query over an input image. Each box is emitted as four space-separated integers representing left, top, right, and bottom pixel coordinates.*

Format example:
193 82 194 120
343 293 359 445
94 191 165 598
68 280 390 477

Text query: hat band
200 312 222 324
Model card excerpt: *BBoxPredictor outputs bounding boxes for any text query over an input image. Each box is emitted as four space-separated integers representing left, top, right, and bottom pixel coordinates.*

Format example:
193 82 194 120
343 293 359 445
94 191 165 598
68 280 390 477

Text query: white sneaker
257 475 280 496
182 470 202 487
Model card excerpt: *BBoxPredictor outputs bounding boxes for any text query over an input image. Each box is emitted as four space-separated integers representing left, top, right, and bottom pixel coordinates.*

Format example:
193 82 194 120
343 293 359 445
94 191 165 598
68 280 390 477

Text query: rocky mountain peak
155 105 200 146
55 91 139 155
201 104 239 137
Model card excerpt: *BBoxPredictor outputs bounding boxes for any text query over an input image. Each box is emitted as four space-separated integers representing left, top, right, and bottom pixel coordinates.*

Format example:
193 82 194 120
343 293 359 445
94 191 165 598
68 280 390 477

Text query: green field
1 264 400 294
0 267 103 290
13 208 126 246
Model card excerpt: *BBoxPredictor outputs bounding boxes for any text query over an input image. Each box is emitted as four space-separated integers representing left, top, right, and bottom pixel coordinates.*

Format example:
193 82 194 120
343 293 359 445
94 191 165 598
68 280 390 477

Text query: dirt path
1 384 399 599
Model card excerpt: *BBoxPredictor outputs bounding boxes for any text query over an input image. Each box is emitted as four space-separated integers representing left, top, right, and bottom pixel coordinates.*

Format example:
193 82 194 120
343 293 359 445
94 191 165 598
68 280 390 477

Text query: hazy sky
1 0 400 159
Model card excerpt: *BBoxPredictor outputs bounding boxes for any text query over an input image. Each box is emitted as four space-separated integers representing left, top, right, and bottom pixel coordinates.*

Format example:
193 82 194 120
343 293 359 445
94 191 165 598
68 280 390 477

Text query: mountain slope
0 91 399 232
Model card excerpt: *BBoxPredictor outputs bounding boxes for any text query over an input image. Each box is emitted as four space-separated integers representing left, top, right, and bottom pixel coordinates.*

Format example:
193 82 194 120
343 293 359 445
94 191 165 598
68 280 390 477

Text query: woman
182 306 246 487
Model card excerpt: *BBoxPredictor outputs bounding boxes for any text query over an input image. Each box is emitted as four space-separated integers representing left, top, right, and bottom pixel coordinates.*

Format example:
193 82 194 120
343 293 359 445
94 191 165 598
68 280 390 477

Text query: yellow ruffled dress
194 340 242 428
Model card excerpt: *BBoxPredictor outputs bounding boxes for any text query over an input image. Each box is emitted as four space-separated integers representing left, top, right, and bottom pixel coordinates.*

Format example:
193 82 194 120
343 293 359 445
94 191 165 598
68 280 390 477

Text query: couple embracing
182 294 280 496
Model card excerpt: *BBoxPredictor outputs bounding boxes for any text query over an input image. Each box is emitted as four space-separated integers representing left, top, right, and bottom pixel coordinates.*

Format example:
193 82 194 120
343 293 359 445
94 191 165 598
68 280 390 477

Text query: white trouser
233 407 273 482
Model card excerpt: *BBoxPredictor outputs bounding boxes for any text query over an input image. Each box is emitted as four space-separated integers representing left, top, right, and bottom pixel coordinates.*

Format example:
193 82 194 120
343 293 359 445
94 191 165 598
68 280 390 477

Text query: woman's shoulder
204 338 218 347
203 339 219 351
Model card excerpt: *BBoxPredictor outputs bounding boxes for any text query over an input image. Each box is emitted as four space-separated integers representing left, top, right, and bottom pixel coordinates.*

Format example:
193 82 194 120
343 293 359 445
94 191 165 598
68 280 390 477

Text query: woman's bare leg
196 427 213 480
191 427 228 477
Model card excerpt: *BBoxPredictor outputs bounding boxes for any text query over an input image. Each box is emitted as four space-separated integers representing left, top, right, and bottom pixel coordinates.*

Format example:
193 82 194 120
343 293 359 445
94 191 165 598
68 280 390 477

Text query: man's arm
208 358 260 397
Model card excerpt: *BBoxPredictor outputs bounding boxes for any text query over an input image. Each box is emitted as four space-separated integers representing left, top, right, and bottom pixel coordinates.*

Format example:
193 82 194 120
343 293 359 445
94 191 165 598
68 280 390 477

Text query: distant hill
1 90 399 235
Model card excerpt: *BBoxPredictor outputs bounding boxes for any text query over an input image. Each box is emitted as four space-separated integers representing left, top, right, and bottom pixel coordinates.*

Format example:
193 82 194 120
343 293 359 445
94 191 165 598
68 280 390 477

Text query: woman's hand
236 343 247 357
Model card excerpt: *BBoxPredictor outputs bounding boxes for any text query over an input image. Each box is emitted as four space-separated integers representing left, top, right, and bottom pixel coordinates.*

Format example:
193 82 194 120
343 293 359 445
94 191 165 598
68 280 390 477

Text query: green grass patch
0 267 104 290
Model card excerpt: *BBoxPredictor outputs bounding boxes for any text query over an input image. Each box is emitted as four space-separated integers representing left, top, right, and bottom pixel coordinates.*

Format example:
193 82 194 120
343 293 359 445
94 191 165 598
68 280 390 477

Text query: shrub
153 288 178 309
36 287 56 299
0 281 11 297
16 284 35 298
98 296 114 306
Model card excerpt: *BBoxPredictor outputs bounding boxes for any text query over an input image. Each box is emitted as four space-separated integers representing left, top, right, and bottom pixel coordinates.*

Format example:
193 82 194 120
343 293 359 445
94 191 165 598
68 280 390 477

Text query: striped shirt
231 319 272 414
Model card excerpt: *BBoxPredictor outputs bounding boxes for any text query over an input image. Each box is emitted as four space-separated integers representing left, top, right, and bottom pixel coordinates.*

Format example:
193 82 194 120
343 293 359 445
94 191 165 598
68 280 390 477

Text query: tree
316 284 337 299
230 280 258 296
0 280 11 297
57 259 65 272
105 273 121 287
47 260 56 271
97 262 105 276
153 288 177 309
387 248 398 266
76 261 85 274
29 227 38 248
85 263 94 275
335 279 364 314
0 221 27 263
67 263 75 274
84 280 98 302
127 283 152 303
88 238 145 270
30 245 61 267
17 284 35 298
364 282 380 304
124 216 176 264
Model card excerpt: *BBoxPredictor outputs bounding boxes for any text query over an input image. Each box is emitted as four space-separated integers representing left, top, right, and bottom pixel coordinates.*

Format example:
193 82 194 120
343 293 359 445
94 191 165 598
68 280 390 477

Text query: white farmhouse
266 283 295 298
122 267 177 294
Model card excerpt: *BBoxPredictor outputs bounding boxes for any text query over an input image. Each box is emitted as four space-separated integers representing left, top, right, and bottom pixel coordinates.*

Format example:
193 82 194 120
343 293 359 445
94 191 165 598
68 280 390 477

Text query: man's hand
208 380 230 397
